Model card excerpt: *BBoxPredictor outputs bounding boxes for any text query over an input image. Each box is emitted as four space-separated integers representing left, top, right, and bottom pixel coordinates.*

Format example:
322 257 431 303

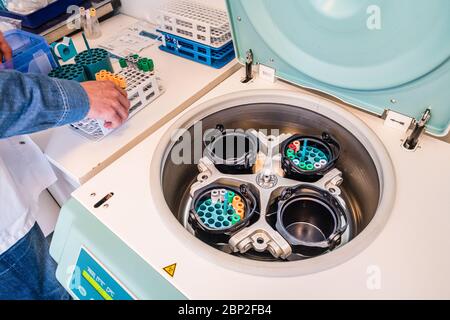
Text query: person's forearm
0 70 89 138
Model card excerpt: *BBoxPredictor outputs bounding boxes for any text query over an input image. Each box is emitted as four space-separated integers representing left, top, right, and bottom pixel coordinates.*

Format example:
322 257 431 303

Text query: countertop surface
35 13 238 185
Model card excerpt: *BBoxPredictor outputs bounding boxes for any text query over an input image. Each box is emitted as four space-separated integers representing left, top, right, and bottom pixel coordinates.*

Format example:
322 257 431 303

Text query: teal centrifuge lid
226 0 450 136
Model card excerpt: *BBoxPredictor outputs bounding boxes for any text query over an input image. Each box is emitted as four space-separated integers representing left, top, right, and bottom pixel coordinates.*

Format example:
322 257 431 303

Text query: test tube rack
159 31 235 69
158 0 232 48
286 141 329 172
74 48 113 80
195 189 245 231
48 63 87 82
70 67 163 141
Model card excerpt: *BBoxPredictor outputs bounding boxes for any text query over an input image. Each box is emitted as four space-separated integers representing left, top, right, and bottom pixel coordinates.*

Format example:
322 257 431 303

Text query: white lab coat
0 135 56 254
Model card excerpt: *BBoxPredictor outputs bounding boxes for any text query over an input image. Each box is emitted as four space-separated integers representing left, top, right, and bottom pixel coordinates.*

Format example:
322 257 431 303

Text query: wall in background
119 0 227 24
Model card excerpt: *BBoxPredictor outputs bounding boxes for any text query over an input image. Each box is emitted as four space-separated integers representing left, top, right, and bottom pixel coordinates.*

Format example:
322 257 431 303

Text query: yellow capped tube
118 76 127 89
95 71 127 89
232 196 242 208
236 209 245 219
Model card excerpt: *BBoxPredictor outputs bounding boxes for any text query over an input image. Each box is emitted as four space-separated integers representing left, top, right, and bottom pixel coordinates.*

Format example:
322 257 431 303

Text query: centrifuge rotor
189 130 349 260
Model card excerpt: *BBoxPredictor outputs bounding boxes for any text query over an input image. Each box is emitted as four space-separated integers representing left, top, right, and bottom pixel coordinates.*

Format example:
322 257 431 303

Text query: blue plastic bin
0 0 84 29
0 29 57 74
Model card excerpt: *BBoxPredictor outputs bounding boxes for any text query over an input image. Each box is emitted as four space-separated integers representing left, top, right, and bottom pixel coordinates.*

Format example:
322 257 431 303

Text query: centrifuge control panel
69 248 135 300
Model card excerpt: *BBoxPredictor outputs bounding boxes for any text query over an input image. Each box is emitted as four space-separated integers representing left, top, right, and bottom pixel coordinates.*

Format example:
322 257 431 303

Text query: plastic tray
0 0 83 29
159 31 235 69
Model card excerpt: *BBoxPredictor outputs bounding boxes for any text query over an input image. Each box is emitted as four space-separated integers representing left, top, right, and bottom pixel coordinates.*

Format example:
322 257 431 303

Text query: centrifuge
50 0 450 300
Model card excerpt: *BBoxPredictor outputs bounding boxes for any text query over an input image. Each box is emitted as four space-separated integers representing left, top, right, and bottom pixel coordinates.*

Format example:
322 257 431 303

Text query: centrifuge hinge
241 49 254 83
403 108 431 150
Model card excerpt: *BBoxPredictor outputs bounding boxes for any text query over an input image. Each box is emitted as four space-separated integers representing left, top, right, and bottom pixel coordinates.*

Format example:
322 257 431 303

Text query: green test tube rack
286 144 329 172
74 48 113 80
196 197 241 230
48 64 87 82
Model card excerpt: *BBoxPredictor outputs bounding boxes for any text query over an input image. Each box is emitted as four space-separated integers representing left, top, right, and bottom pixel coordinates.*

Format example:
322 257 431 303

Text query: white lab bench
32 13 239 206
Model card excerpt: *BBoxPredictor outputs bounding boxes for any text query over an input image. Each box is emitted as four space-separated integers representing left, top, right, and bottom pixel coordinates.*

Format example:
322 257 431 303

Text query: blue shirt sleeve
0 70 90 139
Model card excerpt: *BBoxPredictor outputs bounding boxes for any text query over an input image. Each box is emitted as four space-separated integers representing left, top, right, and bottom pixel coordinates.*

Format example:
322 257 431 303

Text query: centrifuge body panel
51 74 450 299
50 0 450 299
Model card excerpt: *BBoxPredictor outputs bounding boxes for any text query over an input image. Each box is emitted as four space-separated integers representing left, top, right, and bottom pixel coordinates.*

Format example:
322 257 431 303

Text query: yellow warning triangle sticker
163 263 177 278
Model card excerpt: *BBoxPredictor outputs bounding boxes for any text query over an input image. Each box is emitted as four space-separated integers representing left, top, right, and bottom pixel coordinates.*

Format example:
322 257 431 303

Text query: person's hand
81 81 130 129
0 31 13 63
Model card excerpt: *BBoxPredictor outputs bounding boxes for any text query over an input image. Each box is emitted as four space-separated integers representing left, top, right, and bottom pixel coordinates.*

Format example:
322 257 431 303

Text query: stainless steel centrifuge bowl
150 90 396 277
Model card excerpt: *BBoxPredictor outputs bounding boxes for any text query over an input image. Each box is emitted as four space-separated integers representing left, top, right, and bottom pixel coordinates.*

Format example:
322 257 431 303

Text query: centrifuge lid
226 0 450 136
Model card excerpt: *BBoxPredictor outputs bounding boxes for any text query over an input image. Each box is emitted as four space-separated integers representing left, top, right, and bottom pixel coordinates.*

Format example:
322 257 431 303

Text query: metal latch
403 108 432 150
241 49 254 83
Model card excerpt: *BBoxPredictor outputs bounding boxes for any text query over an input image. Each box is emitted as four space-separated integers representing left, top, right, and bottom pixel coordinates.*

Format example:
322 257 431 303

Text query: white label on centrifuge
384 110 413 133
259 64 276 83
